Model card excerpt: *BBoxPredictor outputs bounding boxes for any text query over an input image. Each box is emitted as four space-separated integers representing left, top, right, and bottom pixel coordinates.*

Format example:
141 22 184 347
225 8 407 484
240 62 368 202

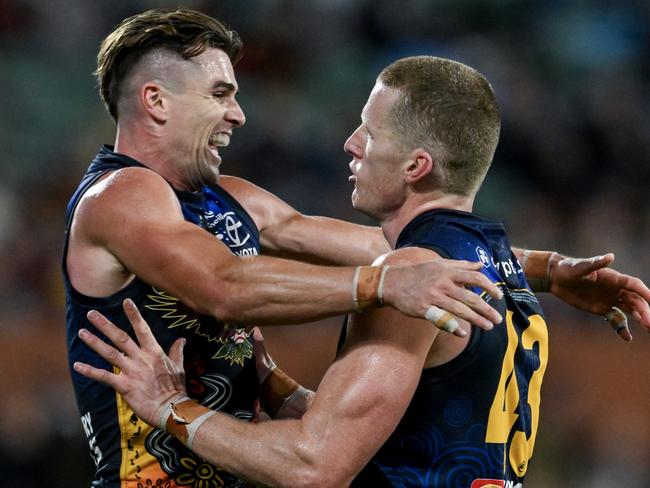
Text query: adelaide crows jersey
354 209 548 488
63 146 259 488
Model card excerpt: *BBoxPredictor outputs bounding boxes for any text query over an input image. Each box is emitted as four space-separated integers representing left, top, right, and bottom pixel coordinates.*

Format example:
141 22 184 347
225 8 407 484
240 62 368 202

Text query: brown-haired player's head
378 56 501 196
95 8 242 122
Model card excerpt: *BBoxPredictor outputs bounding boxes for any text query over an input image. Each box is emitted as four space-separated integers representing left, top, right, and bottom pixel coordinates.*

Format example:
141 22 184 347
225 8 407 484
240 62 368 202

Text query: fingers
557 254 615 280
73 360 123 390
252 326 265 342
445 259 483 271
86 309 141 358
604 306 632 342
77 326 130 371
456 267 503 301
621 276 650 304
619 291 650 332
424 306 464 337
168 337 186 368
123 299 159 351
433 291 501 332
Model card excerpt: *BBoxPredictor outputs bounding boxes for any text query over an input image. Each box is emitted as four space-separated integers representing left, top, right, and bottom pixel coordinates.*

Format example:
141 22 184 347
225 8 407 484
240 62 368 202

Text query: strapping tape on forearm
522 250 555 293
353 265 386 311
259 367 300 417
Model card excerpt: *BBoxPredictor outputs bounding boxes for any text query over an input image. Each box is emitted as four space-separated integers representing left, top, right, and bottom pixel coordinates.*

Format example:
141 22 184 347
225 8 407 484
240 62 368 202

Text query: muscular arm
75 248 443 488
512 247 650 333
220 175 390 265
191 301 437 487
222 176 650 332
68 167 501 327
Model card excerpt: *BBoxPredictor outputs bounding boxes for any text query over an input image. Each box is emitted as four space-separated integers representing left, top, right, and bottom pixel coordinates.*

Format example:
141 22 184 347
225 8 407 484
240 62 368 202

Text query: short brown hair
378 56 501 196
95 8 243 121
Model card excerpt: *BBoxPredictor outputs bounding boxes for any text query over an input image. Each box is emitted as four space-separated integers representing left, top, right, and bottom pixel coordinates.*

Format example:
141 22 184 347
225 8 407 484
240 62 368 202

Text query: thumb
168 337 186 369
561 253 615 276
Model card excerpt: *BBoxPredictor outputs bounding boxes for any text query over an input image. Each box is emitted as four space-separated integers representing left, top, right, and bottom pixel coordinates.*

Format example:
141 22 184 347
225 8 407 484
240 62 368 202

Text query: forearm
265 215 390 266
190 413 322 488
209 255 360 325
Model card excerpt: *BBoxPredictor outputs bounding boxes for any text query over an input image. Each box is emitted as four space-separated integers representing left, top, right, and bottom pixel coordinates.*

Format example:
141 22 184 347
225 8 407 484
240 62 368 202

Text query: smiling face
344 82 409 220
161 47 245 189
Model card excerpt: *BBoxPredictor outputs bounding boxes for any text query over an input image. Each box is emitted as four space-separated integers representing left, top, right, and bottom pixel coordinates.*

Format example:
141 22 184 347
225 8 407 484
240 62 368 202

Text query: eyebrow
212 81 237 93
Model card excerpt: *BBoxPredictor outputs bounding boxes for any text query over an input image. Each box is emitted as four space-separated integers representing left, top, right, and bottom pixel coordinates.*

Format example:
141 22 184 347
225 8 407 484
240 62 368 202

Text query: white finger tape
424 306 460 334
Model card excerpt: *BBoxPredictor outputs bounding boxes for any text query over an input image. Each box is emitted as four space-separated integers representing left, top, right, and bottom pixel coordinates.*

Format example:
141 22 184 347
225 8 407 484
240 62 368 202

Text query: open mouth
208 133 231 155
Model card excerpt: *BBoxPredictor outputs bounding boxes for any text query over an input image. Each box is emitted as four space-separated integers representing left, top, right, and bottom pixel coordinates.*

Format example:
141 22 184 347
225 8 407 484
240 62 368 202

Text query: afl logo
475 246 491 268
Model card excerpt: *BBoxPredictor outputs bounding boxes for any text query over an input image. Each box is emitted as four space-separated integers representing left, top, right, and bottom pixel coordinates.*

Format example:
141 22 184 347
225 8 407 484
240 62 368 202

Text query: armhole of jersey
410 244 485 381
62 169 145 308
62 170 111 280
409 243 452 259
421 327 484 381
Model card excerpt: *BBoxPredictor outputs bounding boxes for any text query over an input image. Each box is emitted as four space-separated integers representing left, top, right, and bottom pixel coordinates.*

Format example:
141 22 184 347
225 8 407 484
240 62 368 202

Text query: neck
114 122 190 191
380 192 474 248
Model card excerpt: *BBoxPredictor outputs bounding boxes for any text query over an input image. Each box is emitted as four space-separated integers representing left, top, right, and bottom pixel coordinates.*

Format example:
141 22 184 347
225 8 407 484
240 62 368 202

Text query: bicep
81 169 239 313
301 306 436 482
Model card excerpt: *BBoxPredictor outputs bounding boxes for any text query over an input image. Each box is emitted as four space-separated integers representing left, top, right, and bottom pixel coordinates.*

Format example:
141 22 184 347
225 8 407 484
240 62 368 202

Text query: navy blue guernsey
353 209 548 488
63 146 259 488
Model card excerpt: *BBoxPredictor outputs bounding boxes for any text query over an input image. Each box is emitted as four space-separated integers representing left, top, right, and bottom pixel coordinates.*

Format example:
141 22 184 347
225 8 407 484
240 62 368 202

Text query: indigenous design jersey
354 209 548 488
63 146 260 488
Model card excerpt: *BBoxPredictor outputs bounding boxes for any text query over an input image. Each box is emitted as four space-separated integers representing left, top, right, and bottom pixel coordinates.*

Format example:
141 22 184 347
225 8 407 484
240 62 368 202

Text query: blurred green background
0 0 648 486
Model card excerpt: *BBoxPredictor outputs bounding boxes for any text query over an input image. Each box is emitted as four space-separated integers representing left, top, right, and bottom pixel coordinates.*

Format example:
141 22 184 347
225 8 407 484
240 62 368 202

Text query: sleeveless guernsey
354 209 548 488
63 146 259 487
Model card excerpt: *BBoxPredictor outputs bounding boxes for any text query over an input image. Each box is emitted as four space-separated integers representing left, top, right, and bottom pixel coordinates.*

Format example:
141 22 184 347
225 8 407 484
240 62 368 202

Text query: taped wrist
277 385 313 419
522 250 556 292
158 396 216 449
352 266 388 311
259 367 300 417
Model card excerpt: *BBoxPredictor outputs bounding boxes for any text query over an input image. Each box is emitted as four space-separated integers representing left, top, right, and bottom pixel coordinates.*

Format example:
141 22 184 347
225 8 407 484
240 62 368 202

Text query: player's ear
404 149 433 184
141 82 168 123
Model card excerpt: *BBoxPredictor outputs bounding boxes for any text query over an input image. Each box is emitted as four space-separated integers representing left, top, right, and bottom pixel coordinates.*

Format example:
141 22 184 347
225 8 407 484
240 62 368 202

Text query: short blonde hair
379 56 501 195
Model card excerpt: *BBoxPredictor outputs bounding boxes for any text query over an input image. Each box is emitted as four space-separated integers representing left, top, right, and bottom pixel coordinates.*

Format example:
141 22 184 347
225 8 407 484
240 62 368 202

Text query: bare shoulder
73 167 183 245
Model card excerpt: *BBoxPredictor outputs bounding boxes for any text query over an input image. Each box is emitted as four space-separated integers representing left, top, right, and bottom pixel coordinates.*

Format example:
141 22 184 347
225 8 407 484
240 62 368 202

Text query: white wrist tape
186 410 217 450
276 386 314 419
377 266 390 306
158 394 190 430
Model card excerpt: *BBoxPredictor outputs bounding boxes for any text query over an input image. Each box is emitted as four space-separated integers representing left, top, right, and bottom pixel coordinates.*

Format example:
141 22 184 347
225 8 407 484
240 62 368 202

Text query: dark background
0 0 648 486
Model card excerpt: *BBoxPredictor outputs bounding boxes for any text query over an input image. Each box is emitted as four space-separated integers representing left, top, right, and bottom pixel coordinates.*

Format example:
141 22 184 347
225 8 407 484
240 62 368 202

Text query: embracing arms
74 251 440 487
67 167 501 330
222 175 650 335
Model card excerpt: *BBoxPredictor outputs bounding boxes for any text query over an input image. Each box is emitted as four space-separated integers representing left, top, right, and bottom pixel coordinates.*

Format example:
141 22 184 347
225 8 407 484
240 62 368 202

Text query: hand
383 259 503 337
252 327 277 385
549 253 650 341
72 298 187 427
